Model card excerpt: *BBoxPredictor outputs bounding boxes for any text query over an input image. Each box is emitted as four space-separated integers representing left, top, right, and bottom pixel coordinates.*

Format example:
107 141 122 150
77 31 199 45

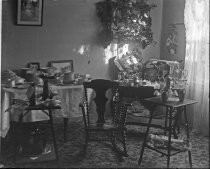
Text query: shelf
145 144 187 156
145 134 191 156
129 112 166 119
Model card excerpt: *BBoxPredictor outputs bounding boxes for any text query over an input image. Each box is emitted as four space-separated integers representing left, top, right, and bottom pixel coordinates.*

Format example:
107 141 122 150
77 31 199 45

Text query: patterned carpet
1 116 209 168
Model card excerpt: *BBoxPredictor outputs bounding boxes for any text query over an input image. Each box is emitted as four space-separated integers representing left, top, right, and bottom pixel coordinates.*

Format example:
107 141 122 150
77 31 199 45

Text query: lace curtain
184 0 209 136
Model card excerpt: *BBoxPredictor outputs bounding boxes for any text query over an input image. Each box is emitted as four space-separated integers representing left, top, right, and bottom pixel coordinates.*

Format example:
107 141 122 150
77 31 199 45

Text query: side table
13 104 61 168
138 96 197 168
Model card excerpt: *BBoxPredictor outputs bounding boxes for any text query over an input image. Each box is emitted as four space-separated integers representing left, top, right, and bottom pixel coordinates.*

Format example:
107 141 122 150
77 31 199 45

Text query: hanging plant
96 0 156 48
96 0 113 48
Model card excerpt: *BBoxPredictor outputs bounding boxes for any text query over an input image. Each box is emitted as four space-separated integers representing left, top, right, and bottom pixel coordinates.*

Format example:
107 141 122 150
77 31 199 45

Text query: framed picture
17 0 43 26
28 62 40 70
50 60 74 74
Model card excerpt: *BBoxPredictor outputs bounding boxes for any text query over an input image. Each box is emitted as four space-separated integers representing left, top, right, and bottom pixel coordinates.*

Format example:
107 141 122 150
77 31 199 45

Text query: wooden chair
79 79 131 158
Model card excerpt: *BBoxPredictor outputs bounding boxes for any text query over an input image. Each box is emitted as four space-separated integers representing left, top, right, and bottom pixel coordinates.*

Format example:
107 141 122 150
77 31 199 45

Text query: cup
77 78 84 85
85 74 90 79
11 80 16 87
161 91 169 102
40 67 50 73
63 71 75 84
21 68 30 78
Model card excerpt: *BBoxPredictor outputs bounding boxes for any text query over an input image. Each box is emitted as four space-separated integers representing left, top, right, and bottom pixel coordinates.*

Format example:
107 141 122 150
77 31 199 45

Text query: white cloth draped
50 85 83 118
0 85 84 138
184 0 209 136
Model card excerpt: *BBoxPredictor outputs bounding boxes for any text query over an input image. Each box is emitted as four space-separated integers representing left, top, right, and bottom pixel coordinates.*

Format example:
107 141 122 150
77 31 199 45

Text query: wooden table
13 104 61 167
1 84 83 142
138 96 197 168
118 85 159 127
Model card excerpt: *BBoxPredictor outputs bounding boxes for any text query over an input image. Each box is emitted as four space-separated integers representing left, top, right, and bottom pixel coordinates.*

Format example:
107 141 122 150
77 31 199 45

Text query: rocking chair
79 79 131 158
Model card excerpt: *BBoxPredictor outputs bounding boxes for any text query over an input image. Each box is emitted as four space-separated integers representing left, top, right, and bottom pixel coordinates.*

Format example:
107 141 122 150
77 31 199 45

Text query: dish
13 86 28 89
63 81 75 85
55 83 76 86
13 84 29 89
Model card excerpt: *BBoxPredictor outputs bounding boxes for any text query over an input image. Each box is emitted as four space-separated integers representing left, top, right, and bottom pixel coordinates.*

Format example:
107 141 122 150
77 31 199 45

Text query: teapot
63 71 75 84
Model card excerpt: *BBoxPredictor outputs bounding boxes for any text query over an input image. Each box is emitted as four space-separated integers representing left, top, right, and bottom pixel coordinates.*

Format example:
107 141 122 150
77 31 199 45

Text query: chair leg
111 130 128 157
111 131 117 150
110 131 123 161
122 130 128 157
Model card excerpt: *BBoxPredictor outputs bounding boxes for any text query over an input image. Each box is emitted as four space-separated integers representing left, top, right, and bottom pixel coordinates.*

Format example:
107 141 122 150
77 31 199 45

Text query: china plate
13 84 29 89
55 83 77 86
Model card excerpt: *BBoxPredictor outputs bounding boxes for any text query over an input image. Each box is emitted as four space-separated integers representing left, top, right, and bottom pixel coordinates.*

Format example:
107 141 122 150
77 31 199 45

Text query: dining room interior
0 0 209 168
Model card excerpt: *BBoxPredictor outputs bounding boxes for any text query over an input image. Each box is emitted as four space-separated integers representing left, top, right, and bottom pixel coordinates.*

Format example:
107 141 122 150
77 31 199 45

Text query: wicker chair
79 79 131 158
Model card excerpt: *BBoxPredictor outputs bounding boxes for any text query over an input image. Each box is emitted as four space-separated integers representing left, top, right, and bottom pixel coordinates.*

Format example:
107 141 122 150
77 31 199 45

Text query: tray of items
146 134 191 151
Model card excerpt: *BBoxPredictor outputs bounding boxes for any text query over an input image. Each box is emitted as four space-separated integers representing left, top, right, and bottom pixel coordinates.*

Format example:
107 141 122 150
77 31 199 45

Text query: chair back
83 79 119 126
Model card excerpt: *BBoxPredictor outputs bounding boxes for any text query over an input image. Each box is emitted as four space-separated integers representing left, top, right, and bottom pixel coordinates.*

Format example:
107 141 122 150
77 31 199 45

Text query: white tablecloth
50 85 83 118
0 84 84 138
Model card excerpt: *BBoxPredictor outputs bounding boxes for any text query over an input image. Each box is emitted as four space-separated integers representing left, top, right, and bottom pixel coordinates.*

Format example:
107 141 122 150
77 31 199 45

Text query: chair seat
87 122 121 131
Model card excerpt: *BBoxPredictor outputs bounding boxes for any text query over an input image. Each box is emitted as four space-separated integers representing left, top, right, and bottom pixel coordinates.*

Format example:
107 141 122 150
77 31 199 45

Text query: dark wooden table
138 96 197 168
118 85 159 127
118 85 155 99
14 104 61 167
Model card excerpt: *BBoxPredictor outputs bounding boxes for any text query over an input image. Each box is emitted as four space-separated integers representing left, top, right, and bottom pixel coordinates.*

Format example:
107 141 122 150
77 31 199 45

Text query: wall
142 0 163 62
160 0 185 68
1 0 163 79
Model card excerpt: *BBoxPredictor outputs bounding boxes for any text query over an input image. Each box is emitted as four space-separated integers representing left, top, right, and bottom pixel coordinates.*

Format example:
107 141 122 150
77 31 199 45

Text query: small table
1 87 49 138
138 96 197 168
1 84 83 142
14 104 61 167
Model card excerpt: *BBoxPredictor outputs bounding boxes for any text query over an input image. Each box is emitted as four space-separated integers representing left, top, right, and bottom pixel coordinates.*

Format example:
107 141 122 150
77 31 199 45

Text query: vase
177 88 186 102
161 91 168 102
63 71 75 84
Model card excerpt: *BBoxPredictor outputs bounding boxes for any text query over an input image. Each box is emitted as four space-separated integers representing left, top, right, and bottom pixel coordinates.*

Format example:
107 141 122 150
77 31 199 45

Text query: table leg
13 110 30 162
49 110 60 168
164 107 169 135
63 118 68 142
167 107 173 168
184 106 192 168
138 110 154 165
177 107 183 134
13 122 20 163
172 107 180 139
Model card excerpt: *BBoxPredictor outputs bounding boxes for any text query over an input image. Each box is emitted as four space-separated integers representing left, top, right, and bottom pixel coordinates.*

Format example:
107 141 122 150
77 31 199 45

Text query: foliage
96 0 156 48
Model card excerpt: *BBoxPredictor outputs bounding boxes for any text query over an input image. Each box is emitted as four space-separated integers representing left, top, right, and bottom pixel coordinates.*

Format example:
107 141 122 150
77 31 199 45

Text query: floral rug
1 117 209 168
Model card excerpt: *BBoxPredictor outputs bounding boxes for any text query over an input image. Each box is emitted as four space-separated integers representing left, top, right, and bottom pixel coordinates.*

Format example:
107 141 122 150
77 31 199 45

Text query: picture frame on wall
17 0 43 26
50 60 74 74
28 62 40 70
